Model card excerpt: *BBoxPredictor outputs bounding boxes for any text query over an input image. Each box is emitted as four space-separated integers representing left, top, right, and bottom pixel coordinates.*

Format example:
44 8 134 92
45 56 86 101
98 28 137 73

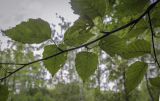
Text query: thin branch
148 12 160 69
145 74 154 101
0 0 160 81
0 62 25 66
101 0 160 34
51 39 64 52
128 21 138 34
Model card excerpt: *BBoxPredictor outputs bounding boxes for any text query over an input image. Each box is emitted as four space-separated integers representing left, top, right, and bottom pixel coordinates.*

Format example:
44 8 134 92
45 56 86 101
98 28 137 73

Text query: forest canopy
0 0 160 101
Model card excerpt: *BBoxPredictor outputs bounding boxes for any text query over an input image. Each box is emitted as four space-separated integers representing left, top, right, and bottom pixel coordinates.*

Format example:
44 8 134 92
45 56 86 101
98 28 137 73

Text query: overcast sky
0 0 79 49
0 0 78 29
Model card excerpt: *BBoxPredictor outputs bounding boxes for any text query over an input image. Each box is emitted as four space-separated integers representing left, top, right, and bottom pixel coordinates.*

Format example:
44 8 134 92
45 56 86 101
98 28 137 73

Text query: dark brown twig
148 11 160 69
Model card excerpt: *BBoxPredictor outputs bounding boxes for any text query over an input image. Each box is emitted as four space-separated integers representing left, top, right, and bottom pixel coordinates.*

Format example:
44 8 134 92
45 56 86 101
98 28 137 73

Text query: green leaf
150 86 160 101
75 52 98 81
124 20 148 39
125 28 146 39
116 0 149 17
126 61 148 93
64 29 93 47
0 85 9 101
43 44 67 76
4 18 51 44
149 77 160 88
99 35 126 57
151 5 160 27
120 39 151 59
64 18 94 47
73 17 94 29
70 0 106 19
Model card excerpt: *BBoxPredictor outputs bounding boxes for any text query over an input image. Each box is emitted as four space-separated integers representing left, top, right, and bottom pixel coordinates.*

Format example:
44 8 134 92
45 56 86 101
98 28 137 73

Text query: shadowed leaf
4 18 51 44
43 44 67 76
75 52 98 81
126 61 148 93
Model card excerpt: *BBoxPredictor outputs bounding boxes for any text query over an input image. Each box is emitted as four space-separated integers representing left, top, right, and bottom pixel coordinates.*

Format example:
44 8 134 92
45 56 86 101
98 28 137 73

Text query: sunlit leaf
126 61 148 93
43 44 67 76
75 52 98 81
4 18 51 44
